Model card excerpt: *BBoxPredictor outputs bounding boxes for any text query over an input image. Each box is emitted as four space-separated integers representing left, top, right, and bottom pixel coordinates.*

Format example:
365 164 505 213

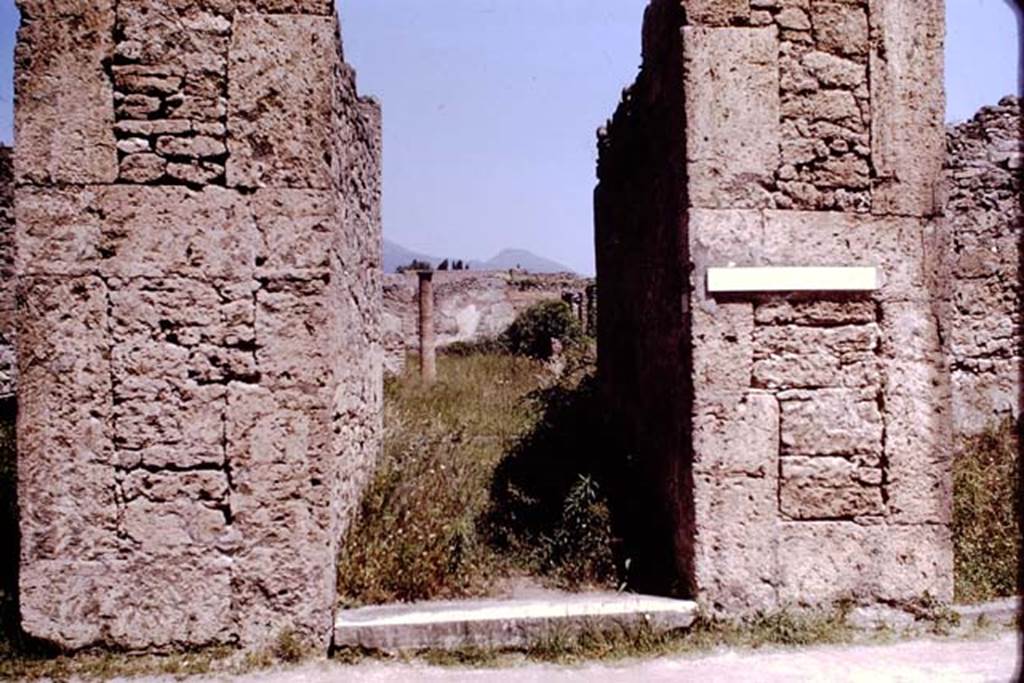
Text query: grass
952 417 1020 603
336 349 619 606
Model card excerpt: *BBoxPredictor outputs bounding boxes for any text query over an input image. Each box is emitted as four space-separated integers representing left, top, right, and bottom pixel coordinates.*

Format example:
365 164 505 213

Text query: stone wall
0 147 13 399
944 97 1022 437
597 0 952 614
383 271 593 373
14 0 381 653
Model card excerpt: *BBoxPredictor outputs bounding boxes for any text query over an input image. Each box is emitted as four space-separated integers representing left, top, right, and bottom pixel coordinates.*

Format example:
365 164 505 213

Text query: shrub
952 417 1020 603
442 336 509 357
501 301 583 360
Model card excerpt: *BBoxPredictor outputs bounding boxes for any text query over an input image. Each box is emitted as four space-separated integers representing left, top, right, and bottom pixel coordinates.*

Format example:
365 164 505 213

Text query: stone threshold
333 593 698 653
954 598 1020 629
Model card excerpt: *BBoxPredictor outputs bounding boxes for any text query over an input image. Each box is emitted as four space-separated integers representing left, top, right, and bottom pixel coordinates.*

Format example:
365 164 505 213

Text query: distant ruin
14 0 381 651
382 271 593 373
597 0 955 612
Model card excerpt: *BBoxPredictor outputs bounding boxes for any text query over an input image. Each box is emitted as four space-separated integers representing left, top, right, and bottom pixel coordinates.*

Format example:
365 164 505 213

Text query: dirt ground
120 631 1019 683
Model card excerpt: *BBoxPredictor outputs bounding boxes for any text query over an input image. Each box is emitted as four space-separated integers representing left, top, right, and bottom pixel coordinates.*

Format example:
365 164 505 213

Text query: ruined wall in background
944 97 1022 438
0 148 13 399
598 0 952 613
14 0 381 653
383 271 593 374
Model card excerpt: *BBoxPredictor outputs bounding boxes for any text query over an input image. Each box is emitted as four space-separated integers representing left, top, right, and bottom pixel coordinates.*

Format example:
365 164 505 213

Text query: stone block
810 2 869 58
681 0 750 25
228 14 338 189
252 189 337 276
692 392 779 477
777 522 883 606
878 301 942 362
20 555 233 651
951 364 1019 437
779 457 885 519
753 324 880 390
683 27 780 208
761 211 928 302
16 276 117 565
883 361 952 524
780 388 883 456
15 7 118 184
876 525 954 603
15 187 106 276
98 186 258 281
754 299 877 327
693 474 779 614
226 384 337 650
688 209 765 297
869 0 945 216
691 302 754 393
256 278 332 393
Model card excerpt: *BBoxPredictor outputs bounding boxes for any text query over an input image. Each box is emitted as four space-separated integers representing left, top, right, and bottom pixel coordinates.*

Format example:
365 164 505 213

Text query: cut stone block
692 392 779 477
226 384 337 650
14 7 118 184
228 14 338 189
16 276 116 565
779 456 885 519
870 0 945 216
693 474 779 614
334 594 698 653
683 27 780 208
780 388 883 456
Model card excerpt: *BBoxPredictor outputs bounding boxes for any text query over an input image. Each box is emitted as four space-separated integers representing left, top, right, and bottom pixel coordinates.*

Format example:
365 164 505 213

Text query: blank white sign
707 266 879 293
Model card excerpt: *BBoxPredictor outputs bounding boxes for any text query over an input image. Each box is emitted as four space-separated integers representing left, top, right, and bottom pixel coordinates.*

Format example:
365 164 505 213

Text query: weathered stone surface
883 360 952 525
869 0 945 216
753 324 880 390
943 97 1023 437
692 303 754 392
227 14 337 189
20 555 233 651
15 6 118 184
0 149 14 397
693 474 779 613
780 388 884 456
681 0 749 25
16 1 382 654
779 457 884 519
692 392 779 477
683 27 780 208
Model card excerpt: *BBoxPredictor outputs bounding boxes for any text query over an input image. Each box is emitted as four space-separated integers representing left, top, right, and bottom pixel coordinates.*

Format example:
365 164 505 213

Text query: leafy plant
500 301 583 360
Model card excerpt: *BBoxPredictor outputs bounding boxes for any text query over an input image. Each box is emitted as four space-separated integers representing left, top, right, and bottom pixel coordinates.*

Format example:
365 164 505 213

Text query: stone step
333 593 698 653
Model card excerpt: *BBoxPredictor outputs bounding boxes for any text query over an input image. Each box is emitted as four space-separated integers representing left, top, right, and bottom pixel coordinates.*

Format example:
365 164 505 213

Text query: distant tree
453 260 465 271
397 259 433 274
438 259 450 271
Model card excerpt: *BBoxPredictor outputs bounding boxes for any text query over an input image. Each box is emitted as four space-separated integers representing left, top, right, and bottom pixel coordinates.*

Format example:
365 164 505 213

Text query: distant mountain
471 249 573 274
382 239 441 274
383 239 575 274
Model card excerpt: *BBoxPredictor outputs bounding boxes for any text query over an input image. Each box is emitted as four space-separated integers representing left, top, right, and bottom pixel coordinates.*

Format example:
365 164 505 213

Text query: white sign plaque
706 266 879 294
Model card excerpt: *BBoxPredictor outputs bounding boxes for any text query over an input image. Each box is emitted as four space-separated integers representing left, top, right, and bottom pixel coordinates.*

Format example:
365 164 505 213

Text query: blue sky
0 2 1020 274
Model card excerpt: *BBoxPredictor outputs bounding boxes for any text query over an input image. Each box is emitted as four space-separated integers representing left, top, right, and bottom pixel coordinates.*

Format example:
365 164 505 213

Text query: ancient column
14 0 382 652
597 0 951 613
418 270 437 383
